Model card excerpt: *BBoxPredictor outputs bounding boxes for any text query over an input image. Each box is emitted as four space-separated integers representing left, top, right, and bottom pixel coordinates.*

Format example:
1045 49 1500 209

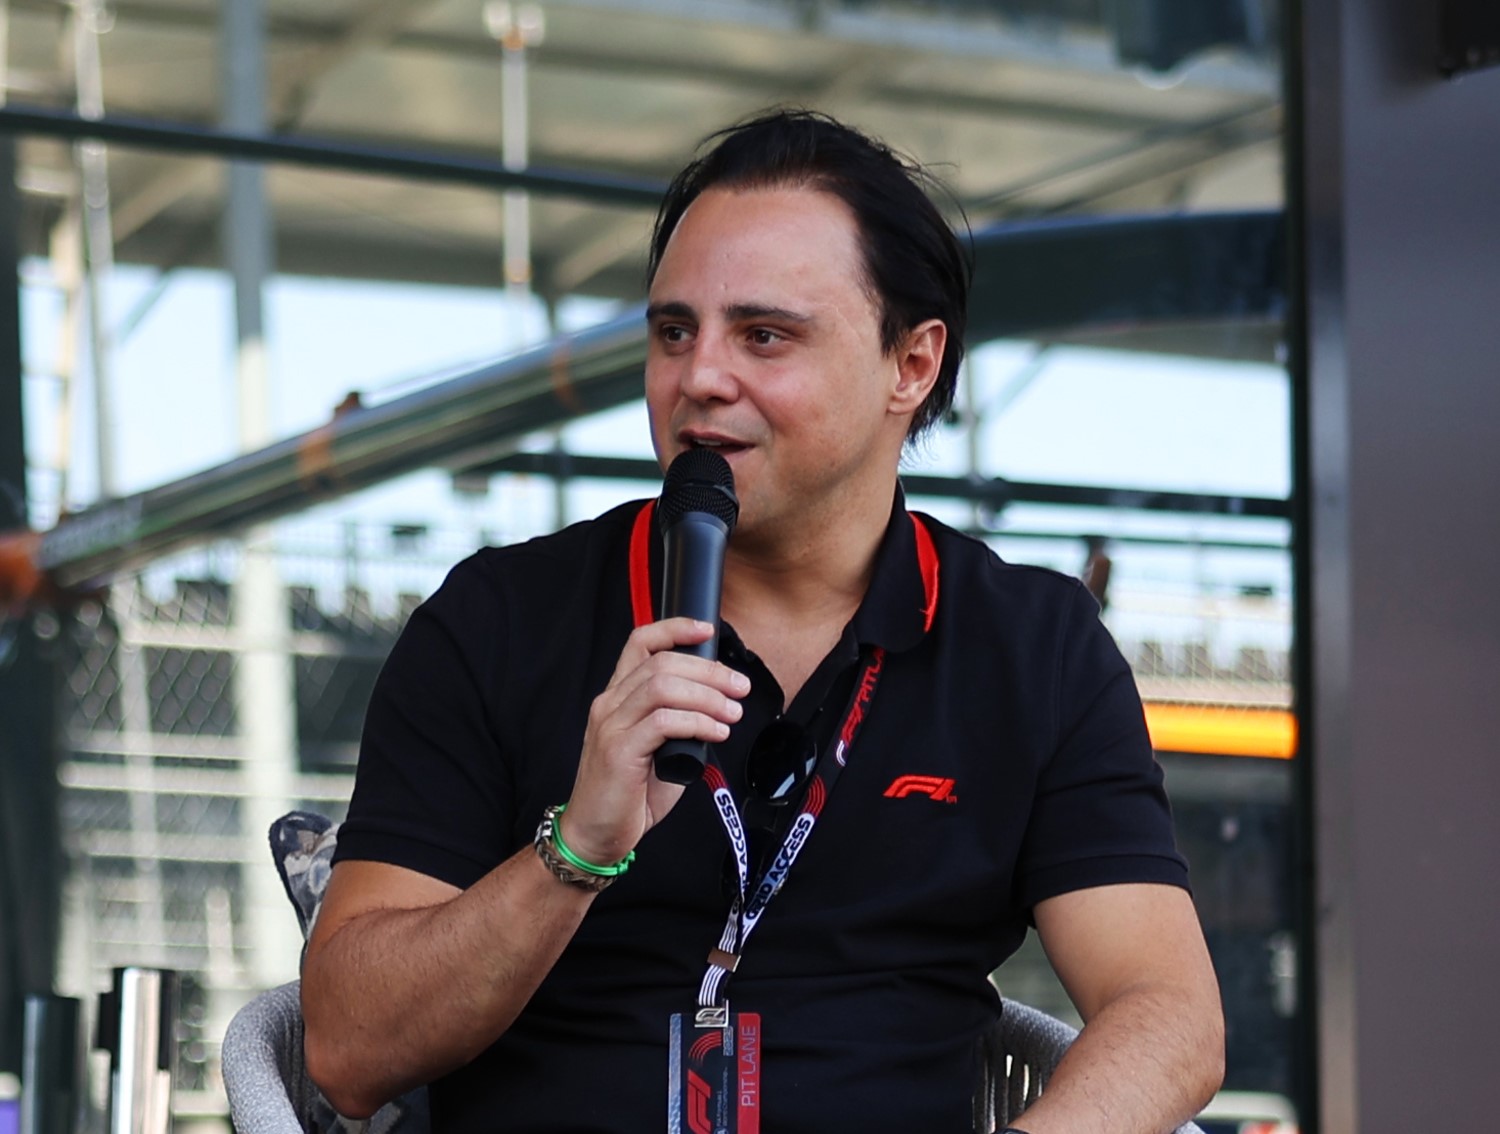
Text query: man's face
645 185 911 544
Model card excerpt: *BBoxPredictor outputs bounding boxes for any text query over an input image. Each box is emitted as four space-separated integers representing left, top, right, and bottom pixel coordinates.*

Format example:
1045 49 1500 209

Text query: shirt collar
848 484 930 655
635 483 933 655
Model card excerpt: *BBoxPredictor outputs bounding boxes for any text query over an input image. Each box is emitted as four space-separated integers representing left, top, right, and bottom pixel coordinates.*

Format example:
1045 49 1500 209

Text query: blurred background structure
1 2 1496 1132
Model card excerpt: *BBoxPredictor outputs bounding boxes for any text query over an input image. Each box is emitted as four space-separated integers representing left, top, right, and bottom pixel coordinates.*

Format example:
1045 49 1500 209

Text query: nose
679 331 740 404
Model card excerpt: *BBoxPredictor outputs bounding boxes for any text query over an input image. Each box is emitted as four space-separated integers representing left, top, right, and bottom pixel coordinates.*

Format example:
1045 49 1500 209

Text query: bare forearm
303 620 745 1117
302 848 592 1117
1011 986 1224 1134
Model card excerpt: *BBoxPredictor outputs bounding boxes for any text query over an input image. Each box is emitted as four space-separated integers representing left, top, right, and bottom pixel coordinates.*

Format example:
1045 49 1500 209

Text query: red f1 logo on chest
883 774 959 803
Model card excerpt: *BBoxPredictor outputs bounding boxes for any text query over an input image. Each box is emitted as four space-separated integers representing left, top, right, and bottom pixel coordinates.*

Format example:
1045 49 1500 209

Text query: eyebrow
645 301 694 323
724 303 813 326
644 300 815 326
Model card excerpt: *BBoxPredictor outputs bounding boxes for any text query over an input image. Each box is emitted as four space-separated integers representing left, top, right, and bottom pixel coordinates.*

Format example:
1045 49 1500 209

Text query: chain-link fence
50 524 480 1122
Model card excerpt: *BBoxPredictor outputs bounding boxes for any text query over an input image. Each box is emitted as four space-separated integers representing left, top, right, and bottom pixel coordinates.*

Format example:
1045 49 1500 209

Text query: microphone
653 448 739 785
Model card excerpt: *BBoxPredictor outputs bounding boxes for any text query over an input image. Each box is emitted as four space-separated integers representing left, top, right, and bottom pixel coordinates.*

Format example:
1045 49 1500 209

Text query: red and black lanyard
628 500 939 1012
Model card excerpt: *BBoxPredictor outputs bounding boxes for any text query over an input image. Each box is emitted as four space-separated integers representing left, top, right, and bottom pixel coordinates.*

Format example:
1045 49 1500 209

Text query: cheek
643 367 675 419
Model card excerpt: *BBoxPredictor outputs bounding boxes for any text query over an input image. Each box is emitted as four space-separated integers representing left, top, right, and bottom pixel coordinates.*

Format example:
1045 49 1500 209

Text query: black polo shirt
336 491 1187 1134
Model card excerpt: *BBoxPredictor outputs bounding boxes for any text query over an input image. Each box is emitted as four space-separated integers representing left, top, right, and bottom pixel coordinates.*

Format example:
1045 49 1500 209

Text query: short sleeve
1014 582 1189 912
333 555 515 890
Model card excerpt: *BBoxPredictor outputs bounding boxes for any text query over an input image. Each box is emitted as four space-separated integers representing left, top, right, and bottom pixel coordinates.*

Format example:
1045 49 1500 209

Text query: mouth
681 433 751 457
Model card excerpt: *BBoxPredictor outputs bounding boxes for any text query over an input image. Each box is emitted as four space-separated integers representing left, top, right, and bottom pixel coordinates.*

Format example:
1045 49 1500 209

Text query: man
302 110 1223 1133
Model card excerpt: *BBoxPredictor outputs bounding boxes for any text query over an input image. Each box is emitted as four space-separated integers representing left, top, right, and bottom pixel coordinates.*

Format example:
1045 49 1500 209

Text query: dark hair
648 109 973 439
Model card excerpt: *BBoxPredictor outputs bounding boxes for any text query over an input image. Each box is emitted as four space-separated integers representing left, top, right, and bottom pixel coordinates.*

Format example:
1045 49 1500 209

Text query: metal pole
112 580 168 969
71 0 119 499
487 1 545 299
501 22 531 295
20 995 80 1134
0 102 668 207
221 0 301 989
961 355 981 529
0 2 9 112
97 967 175 1134
27 310 650 588
0 135 62 1081
48 202 82 514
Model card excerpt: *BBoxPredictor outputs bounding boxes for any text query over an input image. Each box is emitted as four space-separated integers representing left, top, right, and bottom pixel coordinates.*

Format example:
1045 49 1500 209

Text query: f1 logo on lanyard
667 1011 762 1134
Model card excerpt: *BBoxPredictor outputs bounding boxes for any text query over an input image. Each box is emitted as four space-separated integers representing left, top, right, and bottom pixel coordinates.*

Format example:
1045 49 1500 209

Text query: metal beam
968 102 1280 213
469 450 1290 519
7 0 1276 89
107 0 450 251
1025 129 1281 219
5 0 1274 134
30 312 650 587
271 0 450 128
0 103 668 208
967 210 1284 342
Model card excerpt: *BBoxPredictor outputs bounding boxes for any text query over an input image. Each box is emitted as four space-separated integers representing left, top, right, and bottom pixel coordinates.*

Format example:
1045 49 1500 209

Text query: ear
888 319 948 418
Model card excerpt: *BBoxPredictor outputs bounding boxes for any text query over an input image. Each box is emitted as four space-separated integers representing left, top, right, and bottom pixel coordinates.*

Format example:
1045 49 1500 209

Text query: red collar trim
628 499 657 629
628 500 939 634
912 510 939 634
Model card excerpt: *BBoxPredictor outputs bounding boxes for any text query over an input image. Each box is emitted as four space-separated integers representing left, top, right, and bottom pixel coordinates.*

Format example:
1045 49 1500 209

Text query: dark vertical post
0 138 62 1075
20 995 81 1134
1295 0 1500 1129
1283 3 1327 1130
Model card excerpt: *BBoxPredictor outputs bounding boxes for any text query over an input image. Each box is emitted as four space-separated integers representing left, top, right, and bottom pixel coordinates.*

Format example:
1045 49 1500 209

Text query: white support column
488 2 544 300
222 0 300 989
486 3 552 522
69 0 118 499
113 582 167 968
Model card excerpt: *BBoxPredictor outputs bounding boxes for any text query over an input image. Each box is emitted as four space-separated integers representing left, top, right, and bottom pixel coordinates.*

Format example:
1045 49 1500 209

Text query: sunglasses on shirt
745 716 820 810
719 715 822 905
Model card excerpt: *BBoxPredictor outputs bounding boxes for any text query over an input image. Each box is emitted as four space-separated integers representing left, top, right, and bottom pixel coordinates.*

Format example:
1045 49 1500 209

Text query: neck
721 482 895 630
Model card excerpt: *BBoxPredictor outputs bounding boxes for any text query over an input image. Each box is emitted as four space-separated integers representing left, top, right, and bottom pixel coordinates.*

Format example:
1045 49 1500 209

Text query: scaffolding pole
70 0 119 500
222 0 300 989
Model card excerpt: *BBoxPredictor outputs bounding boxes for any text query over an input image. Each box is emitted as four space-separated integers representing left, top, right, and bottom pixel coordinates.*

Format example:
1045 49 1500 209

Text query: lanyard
695 645 884 1010
627 500 939 1013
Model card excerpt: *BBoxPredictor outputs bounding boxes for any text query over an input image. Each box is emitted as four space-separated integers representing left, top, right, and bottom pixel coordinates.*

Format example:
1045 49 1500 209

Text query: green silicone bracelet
550 804 636 877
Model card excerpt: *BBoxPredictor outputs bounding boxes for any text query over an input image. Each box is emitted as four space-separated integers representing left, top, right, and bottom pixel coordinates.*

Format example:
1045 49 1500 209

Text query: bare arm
301 617 749 1118
1011 883 1224 1134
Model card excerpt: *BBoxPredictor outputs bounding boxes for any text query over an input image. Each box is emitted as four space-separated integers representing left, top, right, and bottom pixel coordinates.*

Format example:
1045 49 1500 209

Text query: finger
588 714 729 774
643 707 734 746
586 676 741 763
603 646 749 720
609 651 750 709
618 669 745 731
609 618 717 680
583 667 743 774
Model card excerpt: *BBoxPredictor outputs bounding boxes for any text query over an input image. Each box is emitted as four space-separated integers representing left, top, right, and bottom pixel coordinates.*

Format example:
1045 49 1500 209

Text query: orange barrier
1143 702 1297 759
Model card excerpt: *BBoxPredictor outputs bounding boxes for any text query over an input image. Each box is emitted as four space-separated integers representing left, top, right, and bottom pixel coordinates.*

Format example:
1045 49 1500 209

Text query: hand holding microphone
653 449 739 784
561 450 741 865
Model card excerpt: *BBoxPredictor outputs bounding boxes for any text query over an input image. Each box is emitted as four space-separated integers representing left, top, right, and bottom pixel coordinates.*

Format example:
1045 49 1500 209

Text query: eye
748 327 783 347
656 323 692 347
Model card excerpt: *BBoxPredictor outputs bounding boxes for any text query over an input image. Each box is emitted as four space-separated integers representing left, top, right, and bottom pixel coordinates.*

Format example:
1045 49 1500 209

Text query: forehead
650 185 874 310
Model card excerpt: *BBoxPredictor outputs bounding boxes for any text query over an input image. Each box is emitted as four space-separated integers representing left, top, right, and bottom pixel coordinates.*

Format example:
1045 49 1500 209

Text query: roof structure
2 0 1283 299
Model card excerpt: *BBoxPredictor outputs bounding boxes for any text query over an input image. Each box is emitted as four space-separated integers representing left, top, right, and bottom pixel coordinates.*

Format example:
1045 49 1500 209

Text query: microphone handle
654 512 729 784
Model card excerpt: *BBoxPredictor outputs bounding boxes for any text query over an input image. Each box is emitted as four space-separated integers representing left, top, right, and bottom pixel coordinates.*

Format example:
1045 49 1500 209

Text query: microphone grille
658 449 739 532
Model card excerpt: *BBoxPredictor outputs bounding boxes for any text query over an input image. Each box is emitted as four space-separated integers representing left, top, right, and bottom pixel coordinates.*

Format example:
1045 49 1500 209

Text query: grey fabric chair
221 812 430 1133
221 981 318 1134
221 979 429 1134
978 999 1207 1134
